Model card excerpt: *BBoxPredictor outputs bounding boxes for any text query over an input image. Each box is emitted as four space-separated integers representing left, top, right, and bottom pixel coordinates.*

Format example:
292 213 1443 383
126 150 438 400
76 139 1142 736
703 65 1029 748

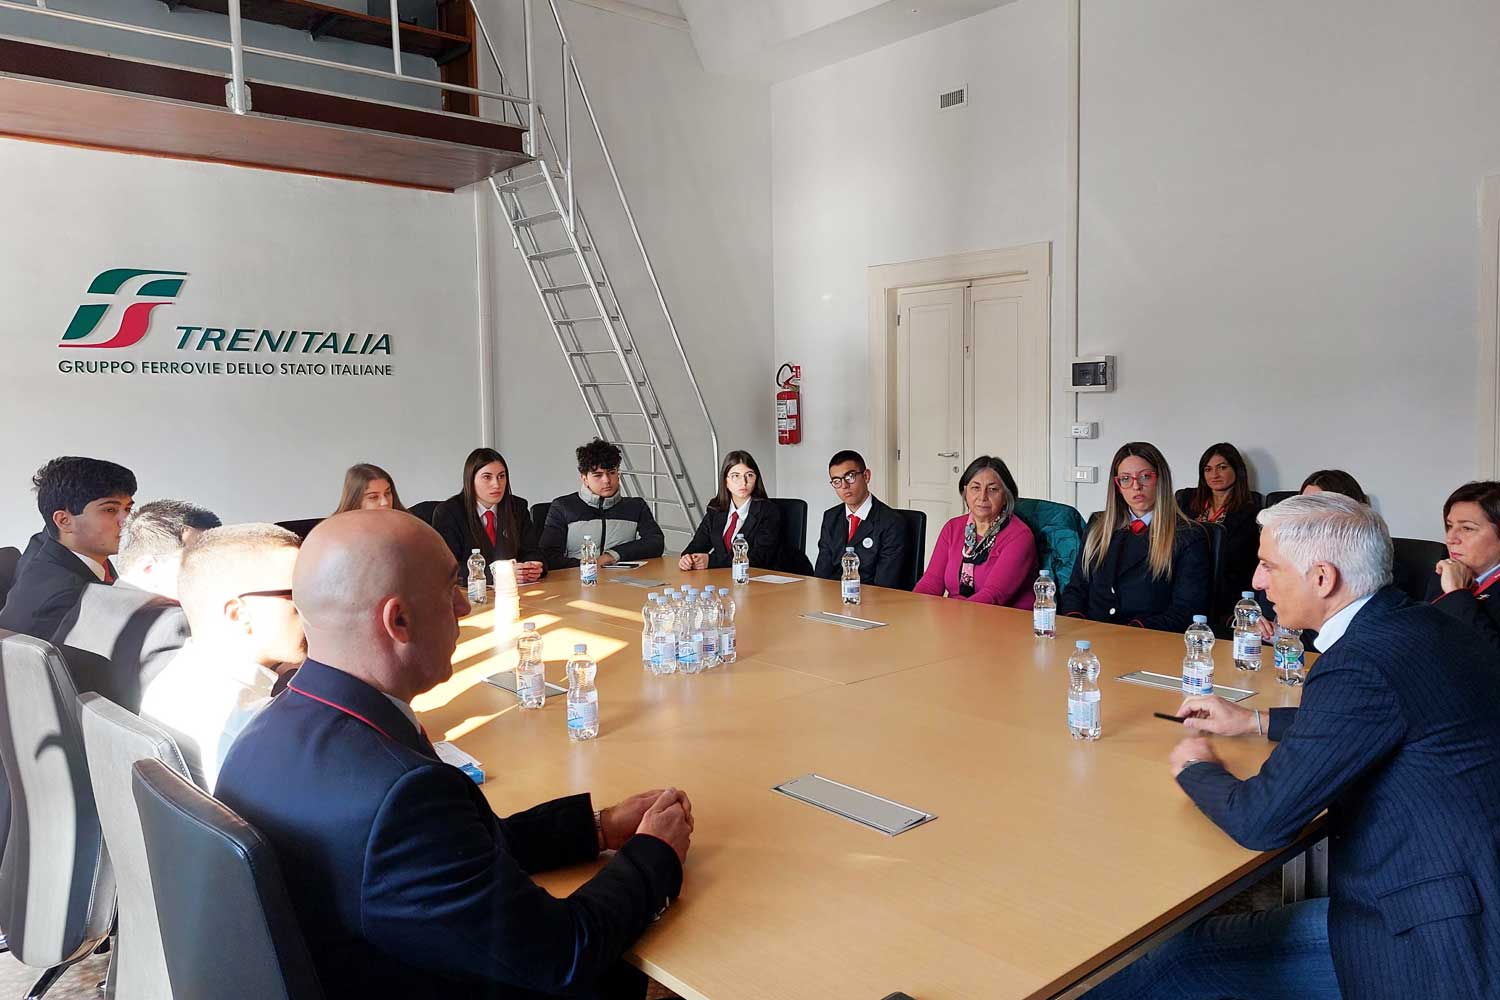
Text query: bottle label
733 561 749 584
652 635 674 666
721 626 736 656
1181 662 1214 696
567 693 598 732
1068 691 1101 730
580 561 598 585
677 638 699 664
842 579 860 602
701 630 719 657
1233 633 1261 659
517 669 544 701
1033 608 1056 632
1274 647 1304 672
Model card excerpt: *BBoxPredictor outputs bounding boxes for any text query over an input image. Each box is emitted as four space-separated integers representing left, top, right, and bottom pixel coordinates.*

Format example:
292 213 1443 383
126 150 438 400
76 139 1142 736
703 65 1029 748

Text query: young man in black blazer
813 450 910 590
0 456 136 639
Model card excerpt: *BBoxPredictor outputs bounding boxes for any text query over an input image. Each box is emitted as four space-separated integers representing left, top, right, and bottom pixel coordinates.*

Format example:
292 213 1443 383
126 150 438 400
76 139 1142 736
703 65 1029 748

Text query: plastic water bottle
565 644 599 741
515 622 546 709
579 535 598 586
649 597 676 675
719 586 738 663
641 591 660 668
676 590 702 673
1232 592 1263 671
1182 615 1216 696
840 546 862 605
699 586 722 667
731 534 750 585
1033 569 1057 638
1274 626 1306 686
1067 640 1101 741
466 549 487 605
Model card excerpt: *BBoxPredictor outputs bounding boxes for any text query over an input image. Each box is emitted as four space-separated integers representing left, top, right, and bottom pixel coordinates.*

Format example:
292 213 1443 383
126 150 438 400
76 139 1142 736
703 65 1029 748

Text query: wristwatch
594 809 605 851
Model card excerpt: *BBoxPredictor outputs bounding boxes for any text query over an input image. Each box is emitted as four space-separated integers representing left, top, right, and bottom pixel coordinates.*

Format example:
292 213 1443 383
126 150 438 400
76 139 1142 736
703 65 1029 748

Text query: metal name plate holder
612 576 666 589
773 774 936 836
1117 670 1256 703
798 611 888 631
485 672 568 700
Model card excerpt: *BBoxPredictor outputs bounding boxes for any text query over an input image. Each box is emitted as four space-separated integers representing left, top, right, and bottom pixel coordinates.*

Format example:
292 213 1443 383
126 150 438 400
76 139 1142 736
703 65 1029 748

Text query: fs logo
59 269 187 349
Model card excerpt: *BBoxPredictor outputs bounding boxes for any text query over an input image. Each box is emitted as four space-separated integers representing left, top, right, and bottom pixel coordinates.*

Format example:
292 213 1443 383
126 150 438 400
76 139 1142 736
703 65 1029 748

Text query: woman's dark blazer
682 500 783 570
430 492 546 580
1057 516 1212 633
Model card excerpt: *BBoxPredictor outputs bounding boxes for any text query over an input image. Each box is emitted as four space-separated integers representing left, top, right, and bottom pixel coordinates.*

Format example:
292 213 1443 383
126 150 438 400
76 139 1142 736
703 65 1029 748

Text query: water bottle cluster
642 585 737 676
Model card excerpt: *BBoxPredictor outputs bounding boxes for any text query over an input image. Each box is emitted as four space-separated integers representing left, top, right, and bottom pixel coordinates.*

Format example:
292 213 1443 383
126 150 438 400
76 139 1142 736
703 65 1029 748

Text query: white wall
475 0 774 529
771 0 1070 530
0 139 483 541
773 0 1500 540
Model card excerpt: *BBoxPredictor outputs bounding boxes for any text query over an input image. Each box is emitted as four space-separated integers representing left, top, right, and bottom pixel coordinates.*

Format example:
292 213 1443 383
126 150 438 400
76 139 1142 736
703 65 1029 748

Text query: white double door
895 274 1049 563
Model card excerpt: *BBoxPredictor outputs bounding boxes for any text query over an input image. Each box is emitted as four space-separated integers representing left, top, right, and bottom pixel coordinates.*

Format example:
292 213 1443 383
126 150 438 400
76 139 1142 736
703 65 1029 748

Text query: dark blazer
215 659 682 1000
1057 517 1210 632
1178 587 1500 999
682 500 783 570
1424 572 1500 655
430 492 546 582
813 497 909 589
51 581 189 713
0 534 110 639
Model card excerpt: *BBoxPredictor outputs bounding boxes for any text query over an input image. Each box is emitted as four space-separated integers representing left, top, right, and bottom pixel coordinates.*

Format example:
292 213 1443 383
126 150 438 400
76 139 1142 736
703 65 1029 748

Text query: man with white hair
1087 493 1500 999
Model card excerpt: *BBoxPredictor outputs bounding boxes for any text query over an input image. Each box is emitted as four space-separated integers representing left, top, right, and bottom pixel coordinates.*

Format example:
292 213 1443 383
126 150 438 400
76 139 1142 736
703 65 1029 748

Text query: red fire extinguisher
776 363 801 446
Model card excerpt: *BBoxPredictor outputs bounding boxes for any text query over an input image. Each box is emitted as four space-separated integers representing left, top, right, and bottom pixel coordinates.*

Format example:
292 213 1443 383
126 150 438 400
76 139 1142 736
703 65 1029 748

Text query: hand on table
678 553 709 571
1437 558 1474 595
598 551 618 568
1175 694 1259 737
515 561 544 585
634 788 694 865
1169 735 1221 778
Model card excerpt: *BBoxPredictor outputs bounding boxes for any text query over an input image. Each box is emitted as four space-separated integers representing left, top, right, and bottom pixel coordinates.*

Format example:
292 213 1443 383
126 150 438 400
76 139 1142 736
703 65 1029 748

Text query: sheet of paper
433 741 482 768
750 574 803 585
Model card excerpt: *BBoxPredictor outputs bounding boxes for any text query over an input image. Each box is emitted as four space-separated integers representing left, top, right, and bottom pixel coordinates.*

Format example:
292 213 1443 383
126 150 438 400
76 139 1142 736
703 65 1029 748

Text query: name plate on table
485 672 567 700
773 773 936 836
799 611 888 630
1116 670 1255 702
612 576 666 589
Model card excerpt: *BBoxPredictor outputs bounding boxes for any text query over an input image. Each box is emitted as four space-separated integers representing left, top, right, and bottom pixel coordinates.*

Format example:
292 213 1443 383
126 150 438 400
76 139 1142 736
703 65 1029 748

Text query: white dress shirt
1313 593 1375 653
846 495 874 532
382 692 423 739
74 551 108 581
141 640 278 792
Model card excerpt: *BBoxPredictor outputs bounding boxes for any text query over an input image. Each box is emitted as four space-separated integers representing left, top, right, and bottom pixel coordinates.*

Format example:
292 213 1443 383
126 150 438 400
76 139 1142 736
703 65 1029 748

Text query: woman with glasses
914 456 1038 607
680 450 784 571
1178 443 1262 629
1059 442 1210 632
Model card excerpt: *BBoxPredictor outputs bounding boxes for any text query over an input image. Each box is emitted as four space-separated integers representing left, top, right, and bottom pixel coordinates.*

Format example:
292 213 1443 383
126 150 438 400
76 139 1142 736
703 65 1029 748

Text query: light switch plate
1069 422 1097 439
1068 466 1098 484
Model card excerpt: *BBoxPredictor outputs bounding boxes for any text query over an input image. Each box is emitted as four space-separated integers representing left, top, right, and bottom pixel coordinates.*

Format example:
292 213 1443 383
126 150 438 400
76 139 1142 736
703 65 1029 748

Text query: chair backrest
1265 490 1296 509
769 498 813 575
529 501 552 539
1174 488 1266 515
0 632 114 968
274 518 322 541
80 693 194 1000
0 545 20 612
1391 537 1447 603
407 500 439 525
891 509 927 591
132 759 323 1000
1012 498 1087 589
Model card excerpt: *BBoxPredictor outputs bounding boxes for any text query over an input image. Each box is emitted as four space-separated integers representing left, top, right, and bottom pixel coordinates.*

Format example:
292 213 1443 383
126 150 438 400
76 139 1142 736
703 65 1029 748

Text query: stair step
512 210 561 227
494 171 562 193
527 247 584 262
566 349 631 357
541 281 604 294
555 315 618 325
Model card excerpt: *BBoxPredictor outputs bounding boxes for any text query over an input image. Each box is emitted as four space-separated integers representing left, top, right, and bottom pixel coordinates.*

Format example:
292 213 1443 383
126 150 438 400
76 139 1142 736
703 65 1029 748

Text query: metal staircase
475 0 717 534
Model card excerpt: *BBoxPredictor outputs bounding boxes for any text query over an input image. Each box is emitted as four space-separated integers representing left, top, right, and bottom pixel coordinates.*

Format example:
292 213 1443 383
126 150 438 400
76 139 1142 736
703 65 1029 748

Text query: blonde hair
333 463 405 515
1083 441 1188 581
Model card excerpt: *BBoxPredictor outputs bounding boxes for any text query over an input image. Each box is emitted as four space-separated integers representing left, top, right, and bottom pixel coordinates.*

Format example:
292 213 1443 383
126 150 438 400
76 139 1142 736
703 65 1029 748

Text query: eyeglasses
829 471 864 488
727 471 758 483
237 589 293 600
1114 473 1157 488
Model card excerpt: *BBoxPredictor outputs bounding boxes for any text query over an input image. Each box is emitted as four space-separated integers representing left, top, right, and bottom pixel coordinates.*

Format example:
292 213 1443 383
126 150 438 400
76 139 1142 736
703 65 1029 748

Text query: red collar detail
287 684 398 743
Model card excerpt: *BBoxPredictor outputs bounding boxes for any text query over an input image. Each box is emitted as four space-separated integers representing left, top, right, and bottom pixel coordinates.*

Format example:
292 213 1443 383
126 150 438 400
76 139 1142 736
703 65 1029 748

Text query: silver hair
1256 492 1392 598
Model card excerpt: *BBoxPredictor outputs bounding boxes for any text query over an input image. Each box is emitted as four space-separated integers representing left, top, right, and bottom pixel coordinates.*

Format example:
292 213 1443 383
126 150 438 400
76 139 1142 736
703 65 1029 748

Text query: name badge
862 537 875 550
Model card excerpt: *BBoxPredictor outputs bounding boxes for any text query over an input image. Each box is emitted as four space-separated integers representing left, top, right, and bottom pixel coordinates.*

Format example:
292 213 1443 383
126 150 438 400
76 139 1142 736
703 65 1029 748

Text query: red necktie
1130 519 1148 535
101 560 114 584
483 509 497 546
723 511 739 549
848 514 861 540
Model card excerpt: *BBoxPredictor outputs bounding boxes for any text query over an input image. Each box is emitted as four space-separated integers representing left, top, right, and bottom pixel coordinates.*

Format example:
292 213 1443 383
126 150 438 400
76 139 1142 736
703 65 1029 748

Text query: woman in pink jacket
915 455 1039 608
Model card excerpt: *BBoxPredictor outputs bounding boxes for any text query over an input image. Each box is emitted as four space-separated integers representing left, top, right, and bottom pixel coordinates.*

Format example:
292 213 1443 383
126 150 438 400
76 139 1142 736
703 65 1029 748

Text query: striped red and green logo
60 269 188 349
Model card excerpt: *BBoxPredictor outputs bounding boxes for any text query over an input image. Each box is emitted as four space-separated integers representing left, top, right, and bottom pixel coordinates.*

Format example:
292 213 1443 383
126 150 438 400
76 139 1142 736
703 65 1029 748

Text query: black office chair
132 758 323 1000
1391 537 1447 603
1195 521 1230 636
274 518 322 540
407 500 439 525
530 501 552 539
769 498 813 575
1265 490 1296 509
0 545 19 612
892 508 928 590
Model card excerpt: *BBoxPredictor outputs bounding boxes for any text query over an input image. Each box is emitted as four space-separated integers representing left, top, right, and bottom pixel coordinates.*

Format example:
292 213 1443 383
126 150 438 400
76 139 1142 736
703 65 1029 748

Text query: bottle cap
1242 591 1255 599
522 621 536 632
1039 569 1051 577
648 592 660 600
1075 640 1091 650
471 548 481 554
1192 615 1207 624
845 546 855 552
704 586 716 594
573 643 587 654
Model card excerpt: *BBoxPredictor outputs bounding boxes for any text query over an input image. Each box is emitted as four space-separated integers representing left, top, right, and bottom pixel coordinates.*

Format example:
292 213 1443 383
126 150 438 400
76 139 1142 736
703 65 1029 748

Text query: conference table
416 560 1316 1000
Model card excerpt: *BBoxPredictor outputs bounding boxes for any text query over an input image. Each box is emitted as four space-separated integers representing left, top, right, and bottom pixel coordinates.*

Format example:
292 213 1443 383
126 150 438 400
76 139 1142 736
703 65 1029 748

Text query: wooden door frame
1480 174 1500 478
867 242 1051 503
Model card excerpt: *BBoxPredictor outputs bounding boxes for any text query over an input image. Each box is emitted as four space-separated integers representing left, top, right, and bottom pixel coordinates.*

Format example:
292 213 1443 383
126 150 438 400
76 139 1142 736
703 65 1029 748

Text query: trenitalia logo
59 269 188 349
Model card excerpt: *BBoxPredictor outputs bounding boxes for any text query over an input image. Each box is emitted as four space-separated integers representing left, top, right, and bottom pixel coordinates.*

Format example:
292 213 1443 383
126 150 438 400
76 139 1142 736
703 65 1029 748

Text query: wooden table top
423 560 1308 1000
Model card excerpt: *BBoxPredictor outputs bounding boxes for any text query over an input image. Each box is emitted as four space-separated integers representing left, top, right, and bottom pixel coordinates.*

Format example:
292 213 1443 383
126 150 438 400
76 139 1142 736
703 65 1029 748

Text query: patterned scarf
958 514 1007 597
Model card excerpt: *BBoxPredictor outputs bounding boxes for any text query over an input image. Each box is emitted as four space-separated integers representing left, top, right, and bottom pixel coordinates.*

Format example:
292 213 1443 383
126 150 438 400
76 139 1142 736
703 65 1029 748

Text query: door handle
937 451 959 458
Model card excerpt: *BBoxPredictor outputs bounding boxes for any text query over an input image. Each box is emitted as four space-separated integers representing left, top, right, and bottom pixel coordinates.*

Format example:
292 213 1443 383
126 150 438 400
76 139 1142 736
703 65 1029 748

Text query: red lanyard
287 684 408 743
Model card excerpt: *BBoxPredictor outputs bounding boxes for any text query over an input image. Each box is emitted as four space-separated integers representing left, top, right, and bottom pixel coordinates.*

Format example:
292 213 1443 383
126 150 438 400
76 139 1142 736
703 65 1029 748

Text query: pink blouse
914 515 1039 609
